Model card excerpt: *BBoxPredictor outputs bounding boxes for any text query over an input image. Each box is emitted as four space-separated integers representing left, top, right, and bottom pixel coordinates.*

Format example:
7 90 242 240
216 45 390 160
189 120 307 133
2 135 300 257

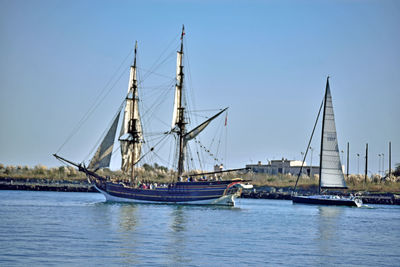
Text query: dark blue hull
292 195 362 207
93 180 243 205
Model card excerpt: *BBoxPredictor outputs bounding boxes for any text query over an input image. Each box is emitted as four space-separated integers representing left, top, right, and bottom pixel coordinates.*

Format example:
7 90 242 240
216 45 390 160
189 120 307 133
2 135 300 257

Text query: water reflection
118 204 138 232
317 206 343 240
168 206 190 265
170 206 186 232
116 204 139 265
315 206 344 265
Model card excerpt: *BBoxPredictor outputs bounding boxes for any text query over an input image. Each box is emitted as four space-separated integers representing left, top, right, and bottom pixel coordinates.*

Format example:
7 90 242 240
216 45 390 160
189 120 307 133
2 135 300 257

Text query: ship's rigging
55 26 230 181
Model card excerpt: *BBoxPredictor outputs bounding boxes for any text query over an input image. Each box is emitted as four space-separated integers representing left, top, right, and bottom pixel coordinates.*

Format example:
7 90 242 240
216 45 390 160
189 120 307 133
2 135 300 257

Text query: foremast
119 41 143 185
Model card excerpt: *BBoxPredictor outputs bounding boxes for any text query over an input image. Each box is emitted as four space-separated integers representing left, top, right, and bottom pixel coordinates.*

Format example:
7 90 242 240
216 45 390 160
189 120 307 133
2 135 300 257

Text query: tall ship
54 26 250 206
292 77 362 207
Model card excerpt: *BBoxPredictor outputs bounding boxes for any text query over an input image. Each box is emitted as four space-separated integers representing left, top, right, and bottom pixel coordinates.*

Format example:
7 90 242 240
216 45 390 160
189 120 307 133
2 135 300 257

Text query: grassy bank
1 163 399 193
237 172 400 193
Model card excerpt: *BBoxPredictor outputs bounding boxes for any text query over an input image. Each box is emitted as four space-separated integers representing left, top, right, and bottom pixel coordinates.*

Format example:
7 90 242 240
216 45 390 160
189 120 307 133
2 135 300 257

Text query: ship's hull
292 195 362 207
93 180 243 206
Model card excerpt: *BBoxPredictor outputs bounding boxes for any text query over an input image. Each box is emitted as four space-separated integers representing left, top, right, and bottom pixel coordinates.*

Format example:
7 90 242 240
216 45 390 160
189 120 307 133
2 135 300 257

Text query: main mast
319 76 329 195
129 42 138 183
176 25 186 178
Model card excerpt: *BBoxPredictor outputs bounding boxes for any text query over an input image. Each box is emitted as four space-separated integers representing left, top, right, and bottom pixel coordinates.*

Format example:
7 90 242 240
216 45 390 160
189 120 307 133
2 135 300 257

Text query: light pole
341 150 344 173
310 147 314 179
378 154 381 176
382 153 385 176
357 153 360 175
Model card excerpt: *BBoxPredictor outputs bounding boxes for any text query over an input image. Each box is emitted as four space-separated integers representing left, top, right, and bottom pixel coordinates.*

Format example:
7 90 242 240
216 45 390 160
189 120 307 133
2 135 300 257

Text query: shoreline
241 186 400 205
0 177 96 193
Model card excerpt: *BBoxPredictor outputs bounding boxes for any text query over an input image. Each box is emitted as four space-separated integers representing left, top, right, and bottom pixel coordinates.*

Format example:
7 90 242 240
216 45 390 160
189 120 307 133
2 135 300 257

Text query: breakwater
242 186 400 205
0 177 96 192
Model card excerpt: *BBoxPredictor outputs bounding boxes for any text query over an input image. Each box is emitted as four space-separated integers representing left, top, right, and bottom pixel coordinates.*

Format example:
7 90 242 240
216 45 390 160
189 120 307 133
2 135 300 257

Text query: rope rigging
56 49 134 154
55 31 230 177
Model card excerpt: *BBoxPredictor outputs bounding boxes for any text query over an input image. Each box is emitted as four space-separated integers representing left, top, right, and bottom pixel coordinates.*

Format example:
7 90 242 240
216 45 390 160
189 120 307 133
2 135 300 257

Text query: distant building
214 164 223 172
246 158 320 178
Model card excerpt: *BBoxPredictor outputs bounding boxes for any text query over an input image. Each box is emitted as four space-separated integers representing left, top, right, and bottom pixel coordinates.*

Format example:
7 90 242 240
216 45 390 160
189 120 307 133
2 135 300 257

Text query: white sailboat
292 77 362 207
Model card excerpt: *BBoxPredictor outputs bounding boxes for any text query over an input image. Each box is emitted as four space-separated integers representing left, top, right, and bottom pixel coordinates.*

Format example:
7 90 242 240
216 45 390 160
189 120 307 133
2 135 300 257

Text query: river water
0 190 399 266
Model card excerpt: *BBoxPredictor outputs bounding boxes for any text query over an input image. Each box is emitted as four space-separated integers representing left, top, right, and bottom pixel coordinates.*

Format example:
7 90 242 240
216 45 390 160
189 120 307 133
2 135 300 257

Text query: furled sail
184 108 227 143
320 79 347 189
171 44 183 128
119 49 142 173
88 111 121 170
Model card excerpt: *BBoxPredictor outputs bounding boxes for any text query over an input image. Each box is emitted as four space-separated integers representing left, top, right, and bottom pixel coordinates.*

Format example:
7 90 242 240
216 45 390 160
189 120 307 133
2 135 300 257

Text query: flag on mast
181 25 185 40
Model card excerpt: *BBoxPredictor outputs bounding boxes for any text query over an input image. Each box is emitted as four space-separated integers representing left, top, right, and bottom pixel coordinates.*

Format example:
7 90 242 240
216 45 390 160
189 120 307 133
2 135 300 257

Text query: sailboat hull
93 180 243 206
292 195 362 207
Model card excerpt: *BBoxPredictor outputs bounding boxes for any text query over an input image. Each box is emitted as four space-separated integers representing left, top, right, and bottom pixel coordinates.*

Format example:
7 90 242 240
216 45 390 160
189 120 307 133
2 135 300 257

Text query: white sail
119 59 142 173
89 111 120 170
171 50 183 128
184 108 227 143
320 80 347 189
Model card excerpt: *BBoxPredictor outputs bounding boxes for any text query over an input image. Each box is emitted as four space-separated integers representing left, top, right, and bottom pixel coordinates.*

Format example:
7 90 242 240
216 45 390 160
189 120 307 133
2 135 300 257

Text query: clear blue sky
1 0 399 175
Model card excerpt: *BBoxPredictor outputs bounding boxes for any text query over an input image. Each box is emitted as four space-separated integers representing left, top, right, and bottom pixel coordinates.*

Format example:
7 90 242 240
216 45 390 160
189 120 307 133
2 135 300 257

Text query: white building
246 158 320 178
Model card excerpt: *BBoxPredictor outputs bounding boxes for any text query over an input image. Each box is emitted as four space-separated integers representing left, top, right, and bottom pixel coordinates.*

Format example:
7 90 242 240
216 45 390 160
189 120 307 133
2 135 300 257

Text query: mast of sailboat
124 41 141 185
318 76 330 195
130 42 137 183
176 25 186 179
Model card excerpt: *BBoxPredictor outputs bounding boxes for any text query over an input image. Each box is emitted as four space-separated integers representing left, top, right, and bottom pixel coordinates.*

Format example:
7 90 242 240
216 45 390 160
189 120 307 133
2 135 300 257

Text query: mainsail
119 42 143 173
88 111 120 170
320 78 347 189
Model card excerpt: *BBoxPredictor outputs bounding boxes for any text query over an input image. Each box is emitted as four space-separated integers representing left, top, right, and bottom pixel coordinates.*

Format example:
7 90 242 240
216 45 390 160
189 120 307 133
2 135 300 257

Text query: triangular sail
88 111 121 170
184 108 227 143
320 78 347 189
119 44 142 173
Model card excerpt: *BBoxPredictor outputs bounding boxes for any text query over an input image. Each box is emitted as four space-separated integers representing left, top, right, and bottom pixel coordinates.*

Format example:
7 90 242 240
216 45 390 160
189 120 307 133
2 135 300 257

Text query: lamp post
365 143 368 184
310 147 314 179
378 154 381 176
382 153 385 176
357 153 360 175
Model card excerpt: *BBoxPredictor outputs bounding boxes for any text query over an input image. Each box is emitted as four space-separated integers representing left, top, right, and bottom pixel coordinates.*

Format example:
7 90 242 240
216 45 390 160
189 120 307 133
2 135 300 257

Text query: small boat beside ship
55 26 250 206
292 77 362 207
